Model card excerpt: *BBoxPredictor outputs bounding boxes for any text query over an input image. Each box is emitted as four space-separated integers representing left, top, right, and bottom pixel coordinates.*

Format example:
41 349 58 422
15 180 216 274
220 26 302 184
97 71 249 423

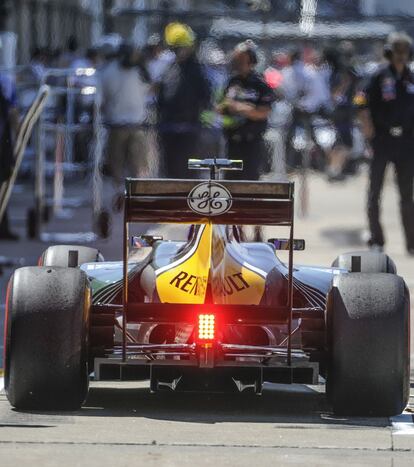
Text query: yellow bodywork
155 224 266 305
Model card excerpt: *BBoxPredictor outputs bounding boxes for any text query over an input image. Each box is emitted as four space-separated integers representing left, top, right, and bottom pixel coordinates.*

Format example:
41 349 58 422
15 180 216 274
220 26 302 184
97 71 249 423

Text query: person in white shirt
282 49 330 114
281 48 330 170
100 43 151 189
145 34 175 84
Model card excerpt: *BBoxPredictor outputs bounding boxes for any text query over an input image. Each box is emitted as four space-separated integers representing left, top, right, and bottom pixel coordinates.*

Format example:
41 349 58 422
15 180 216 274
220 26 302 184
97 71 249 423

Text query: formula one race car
4 159 410 416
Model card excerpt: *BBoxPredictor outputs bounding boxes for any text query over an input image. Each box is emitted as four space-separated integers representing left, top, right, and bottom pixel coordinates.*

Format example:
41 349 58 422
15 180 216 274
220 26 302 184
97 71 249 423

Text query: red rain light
198 314 215 341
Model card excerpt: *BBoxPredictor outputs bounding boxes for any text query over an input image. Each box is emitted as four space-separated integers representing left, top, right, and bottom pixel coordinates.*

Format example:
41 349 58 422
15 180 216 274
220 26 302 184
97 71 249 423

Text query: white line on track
0 377 4 392
391 412 414 435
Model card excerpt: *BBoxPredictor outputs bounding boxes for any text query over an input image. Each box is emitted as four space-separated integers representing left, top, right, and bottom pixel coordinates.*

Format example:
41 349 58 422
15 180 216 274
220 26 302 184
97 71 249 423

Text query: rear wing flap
125 178 294 226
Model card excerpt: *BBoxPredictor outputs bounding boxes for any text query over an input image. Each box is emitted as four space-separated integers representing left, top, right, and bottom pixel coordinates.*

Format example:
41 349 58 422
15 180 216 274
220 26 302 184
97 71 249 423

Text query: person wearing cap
357 32 414 255
217 40 275 181
157 22 211 178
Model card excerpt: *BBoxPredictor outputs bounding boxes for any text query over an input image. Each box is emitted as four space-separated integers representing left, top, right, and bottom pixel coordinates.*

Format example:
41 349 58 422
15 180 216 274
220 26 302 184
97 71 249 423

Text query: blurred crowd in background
4 22 388 184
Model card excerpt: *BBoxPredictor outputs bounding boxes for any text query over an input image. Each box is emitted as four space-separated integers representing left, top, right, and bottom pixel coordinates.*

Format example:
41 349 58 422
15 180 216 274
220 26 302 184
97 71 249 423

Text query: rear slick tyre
326 273 410 416
4 267 91 410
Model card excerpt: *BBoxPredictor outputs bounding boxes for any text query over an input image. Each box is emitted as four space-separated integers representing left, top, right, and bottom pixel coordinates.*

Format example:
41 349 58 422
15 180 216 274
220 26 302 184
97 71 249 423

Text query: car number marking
187 181 232 216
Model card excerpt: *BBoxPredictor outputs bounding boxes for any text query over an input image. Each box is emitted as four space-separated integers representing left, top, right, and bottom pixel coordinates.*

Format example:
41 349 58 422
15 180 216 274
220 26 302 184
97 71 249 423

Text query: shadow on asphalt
11 383 388 428
320 227 365 248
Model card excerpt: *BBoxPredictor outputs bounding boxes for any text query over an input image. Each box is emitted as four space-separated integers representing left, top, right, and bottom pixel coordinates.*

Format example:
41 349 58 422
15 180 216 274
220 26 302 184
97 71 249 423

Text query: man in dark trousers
0 72 19 240
218 40 275 181
157 22 211 178
357 32 414 254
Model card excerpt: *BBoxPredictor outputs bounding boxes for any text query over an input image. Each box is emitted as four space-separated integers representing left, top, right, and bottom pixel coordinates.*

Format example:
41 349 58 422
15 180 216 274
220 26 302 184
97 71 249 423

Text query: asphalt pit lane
80 382 328 424
320 413 389 428
0 424 54 428
76 382 389 430
321 227 365 247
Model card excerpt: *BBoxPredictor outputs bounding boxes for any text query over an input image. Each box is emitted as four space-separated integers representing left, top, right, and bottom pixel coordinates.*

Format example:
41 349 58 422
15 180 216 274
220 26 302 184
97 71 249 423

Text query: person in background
145 34 175 85
357 32 414 254
0 72 19 240
263 51 290 175
100 42 151 208
96 34 123 73
199 40 227 99
281 47 330 170
198 40 228 158
72 47 102 164
217 40 274 241
29 47 48 83
60 35 81 69
323 45 359 181
157 22 211 178
143 35 175 177
264 52 285 92
217 40 275 181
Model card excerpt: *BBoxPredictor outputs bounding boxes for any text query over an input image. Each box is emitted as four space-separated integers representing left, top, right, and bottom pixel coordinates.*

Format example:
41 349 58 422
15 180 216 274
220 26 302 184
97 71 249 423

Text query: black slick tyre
326 273 410 416
4 267 91 410
331 251 396 273
39 245 104 267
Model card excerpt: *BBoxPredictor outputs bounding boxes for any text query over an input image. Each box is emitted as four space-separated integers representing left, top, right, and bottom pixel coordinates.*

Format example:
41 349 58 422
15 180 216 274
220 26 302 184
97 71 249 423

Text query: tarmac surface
1 168 414 466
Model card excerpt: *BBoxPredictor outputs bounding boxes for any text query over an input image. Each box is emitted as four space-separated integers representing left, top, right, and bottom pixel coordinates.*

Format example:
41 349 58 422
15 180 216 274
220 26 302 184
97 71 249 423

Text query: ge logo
187 182 232 216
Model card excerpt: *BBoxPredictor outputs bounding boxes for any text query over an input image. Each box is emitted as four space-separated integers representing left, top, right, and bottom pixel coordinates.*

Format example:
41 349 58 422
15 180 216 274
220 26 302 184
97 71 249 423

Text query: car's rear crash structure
3 159 410 416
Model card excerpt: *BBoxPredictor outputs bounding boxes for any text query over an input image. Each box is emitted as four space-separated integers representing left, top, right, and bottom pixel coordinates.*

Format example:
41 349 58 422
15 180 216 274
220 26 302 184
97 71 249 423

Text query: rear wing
125 178 294 226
